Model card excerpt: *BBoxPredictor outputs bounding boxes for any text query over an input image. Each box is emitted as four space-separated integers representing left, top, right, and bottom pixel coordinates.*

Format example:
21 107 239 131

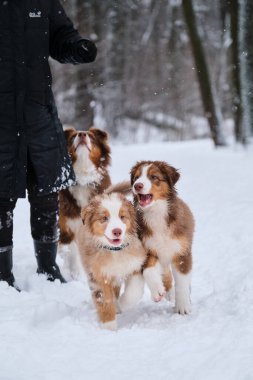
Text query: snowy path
1 140 253 380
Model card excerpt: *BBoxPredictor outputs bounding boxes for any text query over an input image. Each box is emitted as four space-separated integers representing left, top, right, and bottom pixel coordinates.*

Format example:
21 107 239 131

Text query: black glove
76 39 97 63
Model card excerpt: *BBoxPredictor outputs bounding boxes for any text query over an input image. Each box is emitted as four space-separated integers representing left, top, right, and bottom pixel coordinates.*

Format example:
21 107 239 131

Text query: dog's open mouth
105 236 122 246
138 194 153 207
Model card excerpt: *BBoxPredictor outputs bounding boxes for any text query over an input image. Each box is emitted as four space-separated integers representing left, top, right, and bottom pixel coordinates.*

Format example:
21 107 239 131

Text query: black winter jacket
0 0 97 198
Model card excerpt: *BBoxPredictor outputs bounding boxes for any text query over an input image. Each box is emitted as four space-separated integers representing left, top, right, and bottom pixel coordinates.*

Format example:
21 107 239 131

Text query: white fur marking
143 262 165 302
119 273 144 311
143 199 181 266
60 240 84 279
72 144 102 187
102 320 117 331
133 164 152 195
69 185 92 209
172 268 191 314
101 194 126 241
66 218 82 236
101 253 144 281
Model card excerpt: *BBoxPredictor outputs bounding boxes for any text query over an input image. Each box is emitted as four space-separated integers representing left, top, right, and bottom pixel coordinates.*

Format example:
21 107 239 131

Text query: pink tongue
139 194 152 206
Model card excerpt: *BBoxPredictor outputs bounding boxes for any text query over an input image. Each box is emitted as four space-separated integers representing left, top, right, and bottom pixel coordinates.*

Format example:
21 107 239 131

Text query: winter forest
1 1 253 380
52 0 253 146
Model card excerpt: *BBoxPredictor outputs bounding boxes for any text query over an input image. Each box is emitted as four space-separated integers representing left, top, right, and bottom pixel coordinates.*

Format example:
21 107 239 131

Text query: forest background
52 0 253 146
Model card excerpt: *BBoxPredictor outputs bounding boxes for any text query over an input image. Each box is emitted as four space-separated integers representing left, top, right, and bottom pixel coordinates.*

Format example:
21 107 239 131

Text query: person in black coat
0 0 97 288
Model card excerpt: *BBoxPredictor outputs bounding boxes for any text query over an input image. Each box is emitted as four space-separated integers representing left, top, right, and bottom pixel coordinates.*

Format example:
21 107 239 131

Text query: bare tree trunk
103 2 127 137
225 0 242 142
74 0 95 130
239 0 253 143
182 0 226 146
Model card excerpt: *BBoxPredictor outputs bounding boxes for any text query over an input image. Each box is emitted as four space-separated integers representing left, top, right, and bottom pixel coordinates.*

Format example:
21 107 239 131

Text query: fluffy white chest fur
69 185 92 209
69 147 102 209
66 217 83 236
101 252 144 282
72 146 102 185
142 200 181 267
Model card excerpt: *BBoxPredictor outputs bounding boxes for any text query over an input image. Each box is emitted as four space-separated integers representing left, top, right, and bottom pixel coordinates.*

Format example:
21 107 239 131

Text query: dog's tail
105 181 132 195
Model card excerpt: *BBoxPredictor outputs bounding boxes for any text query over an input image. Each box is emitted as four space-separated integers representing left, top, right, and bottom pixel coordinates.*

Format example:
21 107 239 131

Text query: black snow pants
0 194 58 249
0 100 61 249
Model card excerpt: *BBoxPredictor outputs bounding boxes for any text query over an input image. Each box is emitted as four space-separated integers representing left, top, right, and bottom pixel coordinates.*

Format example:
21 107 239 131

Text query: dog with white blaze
77 192 146 330
58 127 111 277
131 161 195 315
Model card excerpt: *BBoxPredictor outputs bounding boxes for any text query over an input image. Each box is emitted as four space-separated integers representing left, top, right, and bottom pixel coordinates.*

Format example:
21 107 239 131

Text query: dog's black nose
134 182 144 192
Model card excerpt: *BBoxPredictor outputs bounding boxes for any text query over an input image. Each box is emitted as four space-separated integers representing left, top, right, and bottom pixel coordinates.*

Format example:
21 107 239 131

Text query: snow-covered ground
1 139 253 380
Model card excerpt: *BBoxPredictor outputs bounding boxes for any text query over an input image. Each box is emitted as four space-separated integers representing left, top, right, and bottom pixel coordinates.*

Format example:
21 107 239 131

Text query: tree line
51 0 253 146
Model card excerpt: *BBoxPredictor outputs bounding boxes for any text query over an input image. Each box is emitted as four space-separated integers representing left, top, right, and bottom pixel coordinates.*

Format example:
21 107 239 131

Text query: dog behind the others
58 127 112 276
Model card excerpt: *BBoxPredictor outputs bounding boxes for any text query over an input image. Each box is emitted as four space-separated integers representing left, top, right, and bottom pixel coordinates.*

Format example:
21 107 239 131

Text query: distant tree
182 0 226 146
239 0 253 143
222 0 242 142
74 0 96 129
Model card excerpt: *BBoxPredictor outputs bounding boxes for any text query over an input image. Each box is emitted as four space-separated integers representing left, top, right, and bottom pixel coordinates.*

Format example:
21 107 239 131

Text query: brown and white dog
131 161 194 314
59 127 111 276
77 192 146 330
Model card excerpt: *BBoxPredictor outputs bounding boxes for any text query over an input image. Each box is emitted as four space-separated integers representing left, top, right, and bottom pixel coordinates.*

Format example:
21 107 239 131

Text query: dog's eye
151 175 159 181
101 216 109 223
120 215 126 221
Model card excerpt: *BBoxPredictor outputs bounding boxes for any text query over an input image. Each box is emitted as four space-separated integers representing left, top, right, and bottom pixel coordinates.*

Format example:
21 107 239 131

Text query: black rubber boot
34 240 66 283
0 247 20 290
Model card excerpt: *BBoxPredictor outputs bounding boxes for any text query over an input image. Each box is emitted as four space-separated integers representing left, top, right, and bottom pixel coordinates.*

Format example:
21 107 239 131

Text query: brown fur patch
163 269 173 292
172 251 192 275
92 283 117 323
144 249 158 268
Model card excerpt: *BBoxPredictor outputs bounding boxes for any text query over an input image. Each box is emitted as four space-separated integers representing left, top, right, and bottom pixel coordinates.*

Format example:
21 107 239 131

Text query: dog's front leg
119 272 144 311
143 250 165 302
172 252 192 314
92 282 117 330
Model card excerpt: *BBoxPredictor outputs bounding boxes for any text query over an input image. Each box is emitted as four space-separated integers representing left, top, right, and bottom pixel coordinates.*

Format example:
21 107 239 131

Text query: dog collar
98 243 130 252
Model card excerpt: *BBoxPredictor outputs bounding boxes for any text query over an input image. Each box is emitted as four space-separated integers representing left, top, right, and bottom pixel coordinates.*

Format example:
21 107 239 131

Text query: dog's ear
130 162 141 185
63 127 76 141
161 162 180 185
89 127 108 141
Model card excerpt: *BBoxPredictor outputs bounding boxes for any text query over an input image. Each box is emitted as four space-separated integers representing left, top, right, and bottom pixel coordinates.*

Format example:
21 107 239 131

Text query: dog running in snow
77 191 146 330
58 127 111 276
131 160 194 314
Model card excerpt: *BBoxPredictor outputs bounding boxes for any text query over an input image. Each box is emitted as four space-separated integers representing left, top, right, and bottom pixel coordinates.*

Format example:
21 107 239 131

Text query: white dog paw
152 287 166 303
175 298 191 314
118 297 129 312
102 320 117 331
165 287 175 303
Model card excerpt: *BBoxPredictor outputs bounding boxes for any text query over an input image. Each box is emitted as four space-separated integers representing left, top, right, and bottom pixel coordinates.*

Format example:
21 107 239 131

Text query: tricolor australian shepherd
59 127 111 276
77 192 146 330
131 161 194 314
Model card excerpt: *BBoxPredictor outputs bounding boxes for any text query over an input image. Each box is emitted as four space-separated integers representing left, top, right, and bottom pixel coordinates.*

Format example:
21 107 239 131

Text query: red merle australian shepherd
131 160 195 314
58 127 111 277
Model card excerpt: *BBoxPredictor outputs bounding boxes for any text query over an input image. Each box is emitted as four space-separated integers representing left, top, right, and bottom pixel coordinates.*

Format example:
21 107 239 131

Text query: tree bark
75 0 95 130
239 0 253 143
226 0 243 142
182 0 226 146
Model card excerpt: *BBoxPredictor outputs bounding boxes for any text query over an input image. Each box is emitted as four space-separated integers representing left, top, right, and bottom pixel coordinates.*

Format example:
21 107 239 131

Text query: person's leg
0 198 18 287
28 192 66 283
